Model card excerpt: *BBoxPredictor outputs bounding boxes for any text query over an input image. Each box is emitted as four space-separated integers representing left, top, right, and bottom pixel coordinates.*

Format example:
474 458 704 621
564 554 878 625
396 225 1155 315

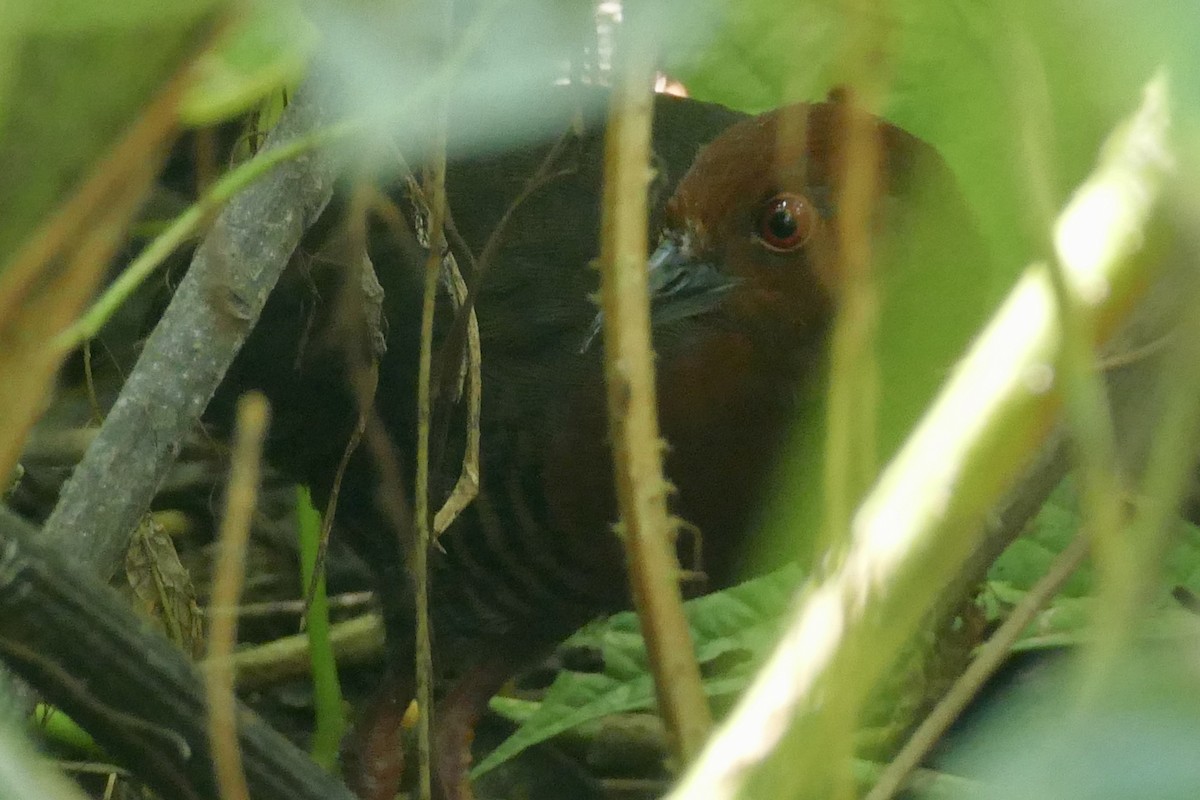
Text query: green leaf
473 567 802 778
988 487 1090 596
987 483 1200 649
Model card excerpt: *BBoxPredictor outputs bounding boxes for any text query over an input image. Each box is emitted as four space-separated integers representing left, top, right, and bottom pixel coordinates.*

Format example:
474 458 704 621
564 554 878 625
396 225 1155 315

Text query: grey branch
41 78 347 579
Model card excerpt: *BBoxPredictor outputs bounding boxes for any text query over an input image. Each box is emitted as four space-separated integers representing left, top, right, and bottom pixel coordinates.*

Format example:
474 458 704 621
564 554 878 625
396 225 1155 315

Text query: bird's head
639 98 945 355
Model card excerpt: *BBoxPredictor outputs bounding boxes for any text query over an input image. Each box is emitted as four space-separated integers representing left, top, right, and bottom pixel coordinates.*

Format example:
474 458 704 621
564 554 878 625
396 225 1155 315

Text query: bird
216 88 981 800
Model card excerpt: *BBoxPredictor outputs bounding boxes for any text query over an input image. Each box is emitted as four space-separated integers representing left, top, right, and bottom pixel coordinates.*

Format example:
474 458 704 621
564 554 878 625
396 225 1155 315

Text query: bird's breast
531 322 814 600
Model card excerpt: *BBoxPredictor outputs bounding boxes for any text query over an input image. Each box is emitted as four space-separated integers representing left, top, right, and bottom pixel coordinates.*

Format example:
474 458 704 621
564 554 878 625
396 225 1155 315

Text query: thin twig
301 182 387 615
214 613 385 691
399 175 481 537
430 255 481 536
208 591 374 620
596 8 712 764
414 99 451 800
864 532 1091 800
433 125 577 394
385 128 574 540
56 762 132 779
302 360 368 618
204 393 270 800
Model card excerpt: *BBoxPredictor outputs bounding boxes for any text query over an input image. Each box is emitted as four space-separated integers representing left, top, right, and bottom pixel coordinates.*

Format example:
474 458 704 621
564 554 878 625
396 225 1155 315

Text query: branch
204 394 271 800
0 508 357 800
41 76 348 579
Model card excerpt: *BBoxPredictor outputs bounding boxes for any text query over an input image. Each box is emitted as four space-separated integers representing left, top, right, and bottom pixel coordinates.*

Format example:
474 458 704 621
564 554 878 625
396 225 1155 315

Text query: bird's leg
433 633 557 800
343 665 415 800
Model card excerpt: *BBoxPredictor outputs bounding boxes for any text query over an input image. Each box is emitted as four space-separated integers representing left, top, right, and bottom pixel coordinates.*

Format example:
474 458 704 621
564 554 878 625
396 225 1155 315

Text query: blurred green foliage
180 0 315 125
987 486 1200 651
0 0 221 268
941 651 1200 800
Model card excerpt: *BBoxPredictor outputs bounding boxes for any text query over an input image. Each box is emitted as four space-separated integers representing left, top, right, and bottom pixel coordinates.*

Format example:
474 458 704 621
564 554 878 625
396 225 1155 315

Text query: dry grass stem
204 393 271 800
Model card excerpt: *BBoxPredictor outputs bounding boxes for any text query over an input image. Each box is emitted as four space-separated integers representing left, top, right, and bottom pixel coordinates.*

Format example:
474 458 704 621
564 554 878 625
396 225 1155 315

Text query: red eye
756 193 817 252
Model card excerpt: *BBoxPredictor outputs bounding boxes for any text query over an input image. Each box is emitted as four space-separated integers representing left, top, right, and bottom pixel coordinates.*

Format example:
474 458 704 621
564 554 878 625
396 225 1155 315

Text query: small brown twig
295 180 390 624
205 393 271 800
219 613 385 690
220 591 375 620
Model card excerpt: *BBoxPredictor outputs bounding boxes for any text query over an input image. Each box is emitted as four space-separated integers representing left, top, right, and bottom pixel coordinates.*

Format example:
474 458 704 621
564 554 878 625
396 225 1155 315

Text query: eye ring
755 193 817 252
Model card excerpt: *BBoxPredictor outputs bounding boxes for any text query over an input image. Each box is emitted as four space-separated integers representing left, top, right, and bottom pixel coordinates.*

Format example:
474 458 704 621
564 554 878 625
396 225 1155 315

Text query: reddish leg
344 667 415 800
434 635 555 800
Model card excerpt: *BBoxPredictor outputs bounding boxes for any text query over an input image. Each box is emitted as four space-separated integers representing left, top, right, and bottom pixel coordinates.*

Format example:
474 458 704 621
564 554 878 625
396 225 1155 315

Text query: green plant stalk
55 120 356 353
666 73 1173 800
297 486 346 771
816 6 893 795
414 113 449 800
596 4 713 764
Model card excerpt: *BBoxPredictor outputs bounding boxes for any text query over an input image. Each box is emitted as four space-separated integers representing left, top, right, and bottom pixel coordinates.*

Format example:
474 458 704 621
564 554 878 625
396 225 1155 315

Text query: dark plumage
217 89 977 799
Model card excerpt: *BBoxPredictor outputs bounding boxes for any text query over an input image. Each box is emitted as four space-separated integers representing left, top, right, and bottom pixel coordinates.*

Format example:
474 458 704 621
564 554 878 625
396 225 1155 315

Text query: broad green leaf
474 568 801 777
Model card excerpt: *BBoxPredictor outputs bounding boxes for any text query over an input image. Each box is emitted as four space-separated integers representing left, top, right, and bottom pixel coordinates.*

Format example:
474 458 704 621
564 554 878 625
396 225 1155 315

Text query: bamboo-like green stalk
667 73 1174 800
413 81 450 800
816 4 893 794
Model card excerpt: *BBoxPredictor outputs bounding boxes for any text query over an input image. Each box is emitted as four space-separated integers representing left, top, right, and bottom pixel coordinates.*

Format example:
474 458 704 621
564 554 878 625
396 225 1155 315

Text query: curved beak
581 237 738 352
